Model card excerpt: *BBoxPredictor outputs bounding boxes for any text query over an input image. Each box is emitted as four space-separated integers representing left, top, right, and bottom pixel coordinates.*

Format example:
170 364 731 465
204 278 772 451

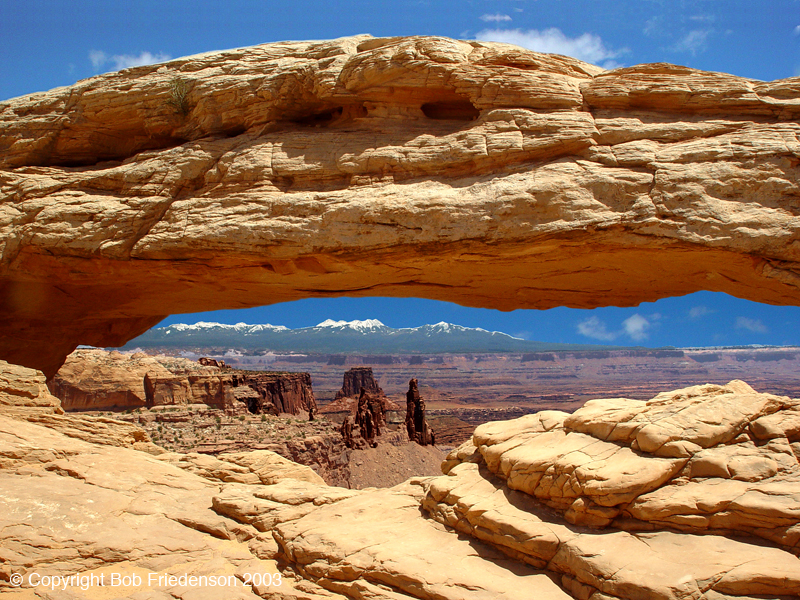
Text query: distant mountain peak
130 318 604 354
168 321 289 333
315 319 386 331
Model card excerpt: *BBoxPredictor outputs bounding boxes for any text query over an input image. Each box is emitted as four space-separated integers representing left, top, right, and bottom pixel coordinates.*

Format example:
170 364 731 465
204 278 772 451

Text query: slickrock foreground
2 35 800 376
2 356 799 599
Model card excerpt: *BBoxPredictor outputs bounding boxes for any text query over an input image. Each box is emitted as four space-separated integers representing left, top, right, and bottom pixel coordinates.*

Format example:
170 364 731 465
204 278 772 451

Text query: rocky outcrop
49 349 317 415
162 449 326 486
405 378 435 446
334 366 384 401
145 371 317 415
0 359 63 417
1 358 164 453
144 371 233 409
48 348 212 410
340 389 388 449
322 367 400 419
2 36 800 377
198 357 228 369
424 380 800 599
328 367 397 448
3 365 800 599
0 413 335 600
233 371 317 416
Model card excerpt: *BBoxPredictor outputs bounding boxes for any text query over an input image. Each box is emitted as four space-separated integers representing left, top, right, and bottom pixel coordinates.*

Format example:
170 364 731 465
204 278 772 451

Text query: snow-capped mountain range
125 319 605 354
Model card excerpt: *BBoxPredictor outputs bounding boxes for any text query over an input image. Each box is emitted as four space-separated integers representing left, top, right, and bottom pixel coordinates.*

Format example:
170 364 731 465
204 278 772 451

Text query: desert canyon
1 35 800 599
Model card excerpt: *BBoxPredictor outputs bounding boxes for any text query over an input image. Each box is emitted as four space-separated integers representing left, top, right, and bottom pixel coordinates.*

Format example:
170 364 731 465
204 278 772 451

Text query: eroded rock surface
340 389 388 449
50 348 318 416
425 380 800 599
2 368 799 599
2 35 799 376
405 378 435 446
49 348 215 410
333 366 384 402
0 359 63 417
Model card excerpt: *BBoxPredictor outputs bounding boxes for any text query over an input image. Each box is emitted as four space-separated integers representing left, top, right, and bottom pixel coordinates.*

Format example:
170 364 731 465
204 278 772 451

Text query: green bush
166 78 191 116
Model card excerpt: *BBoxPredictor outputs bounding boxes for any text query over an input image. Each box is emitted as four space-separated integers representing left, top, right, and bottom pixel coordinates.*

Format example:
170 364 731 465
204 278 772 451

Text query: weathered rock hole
51 135 189 168
221 125 247 138
293 107 344 126
421 101 480 121
292 104 368 126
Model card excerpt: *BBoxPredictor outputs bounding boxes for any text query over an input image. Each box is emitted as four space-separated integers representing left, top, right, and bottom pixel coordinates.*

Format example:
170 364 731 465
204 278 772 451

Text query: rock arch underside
1 35 800 377
2 35 800 600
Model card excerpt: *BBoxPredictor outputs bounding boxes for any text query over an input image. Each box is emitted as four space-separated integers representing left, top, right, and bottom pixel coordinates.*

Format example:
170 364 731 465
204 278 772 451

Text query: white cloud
689 14 716 23
794 25 800 35
89 50 108 69
623 314 650 341
643 16 664 37
480 13 512 23
577 316 618 341
689 306 713 319
670 29 711 55
577 313 659 342
476 27 626 69
112 51 171 70
89 50 171 72
735 317 768 334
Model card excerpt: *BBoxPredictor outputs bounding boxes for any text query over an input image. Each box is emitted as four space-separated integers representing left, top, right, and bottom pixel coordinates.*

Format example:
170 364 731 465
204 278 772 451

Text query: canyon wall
1 35 799 377
48 349 208 410
144 371 316 414
50 349 317 415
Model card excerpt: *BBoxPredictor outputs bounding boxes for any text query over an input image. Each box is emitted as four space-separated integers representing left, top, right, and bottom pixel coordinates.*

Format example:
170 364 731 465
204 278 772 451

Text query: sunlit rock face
426 381 800 599
4 373 798 600
2 35 800 377
48 348 317 415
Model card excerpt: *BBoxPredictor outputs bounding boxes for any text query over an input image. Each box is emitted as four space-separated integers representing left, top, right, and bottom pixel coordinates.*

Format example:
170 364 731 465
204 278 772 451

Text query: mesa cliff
50 348 317 415
2 35 799 377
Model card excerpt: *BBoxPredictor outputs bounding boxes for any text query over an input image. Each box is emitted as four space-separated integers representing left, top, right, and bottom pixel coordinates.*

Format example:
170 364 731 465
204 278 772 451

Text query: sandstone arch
1 35 799 377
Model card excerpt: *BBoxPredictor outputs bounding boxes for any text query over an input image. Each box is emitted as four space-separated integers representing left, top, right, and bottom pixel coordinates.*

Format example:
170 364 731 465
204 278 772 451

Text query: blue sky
3 0 799 347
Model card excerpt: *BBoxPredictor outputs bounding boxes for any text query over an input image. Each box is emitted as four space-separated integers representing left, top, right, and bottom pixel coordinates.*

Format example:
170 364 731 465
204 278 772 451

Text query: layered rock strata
0 358 163 453
233 372 317 416
423 380 800 599
144 370 318 414
0 359 63 417
50 349 317 415
3 367 800 599
49 348 217 411
2 35 800 377
321 367 400 419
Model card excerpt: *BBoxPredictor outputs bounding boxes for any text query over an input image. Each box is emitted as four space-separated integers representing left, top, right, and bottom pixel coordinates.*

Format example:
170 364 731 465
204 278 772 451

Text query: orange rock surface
1 36 799 376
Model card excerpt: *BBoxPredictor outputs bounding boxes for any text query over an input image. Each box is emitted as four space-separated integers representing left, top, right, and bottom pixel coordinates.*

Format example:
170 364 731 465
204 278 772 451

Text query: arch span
1 36 799 377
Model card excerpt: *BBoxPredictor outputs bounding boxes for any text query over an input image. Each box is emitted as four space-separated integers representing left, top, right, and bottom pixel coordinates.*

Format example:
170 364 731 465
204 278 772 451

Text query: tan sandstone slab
422 461 800 600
